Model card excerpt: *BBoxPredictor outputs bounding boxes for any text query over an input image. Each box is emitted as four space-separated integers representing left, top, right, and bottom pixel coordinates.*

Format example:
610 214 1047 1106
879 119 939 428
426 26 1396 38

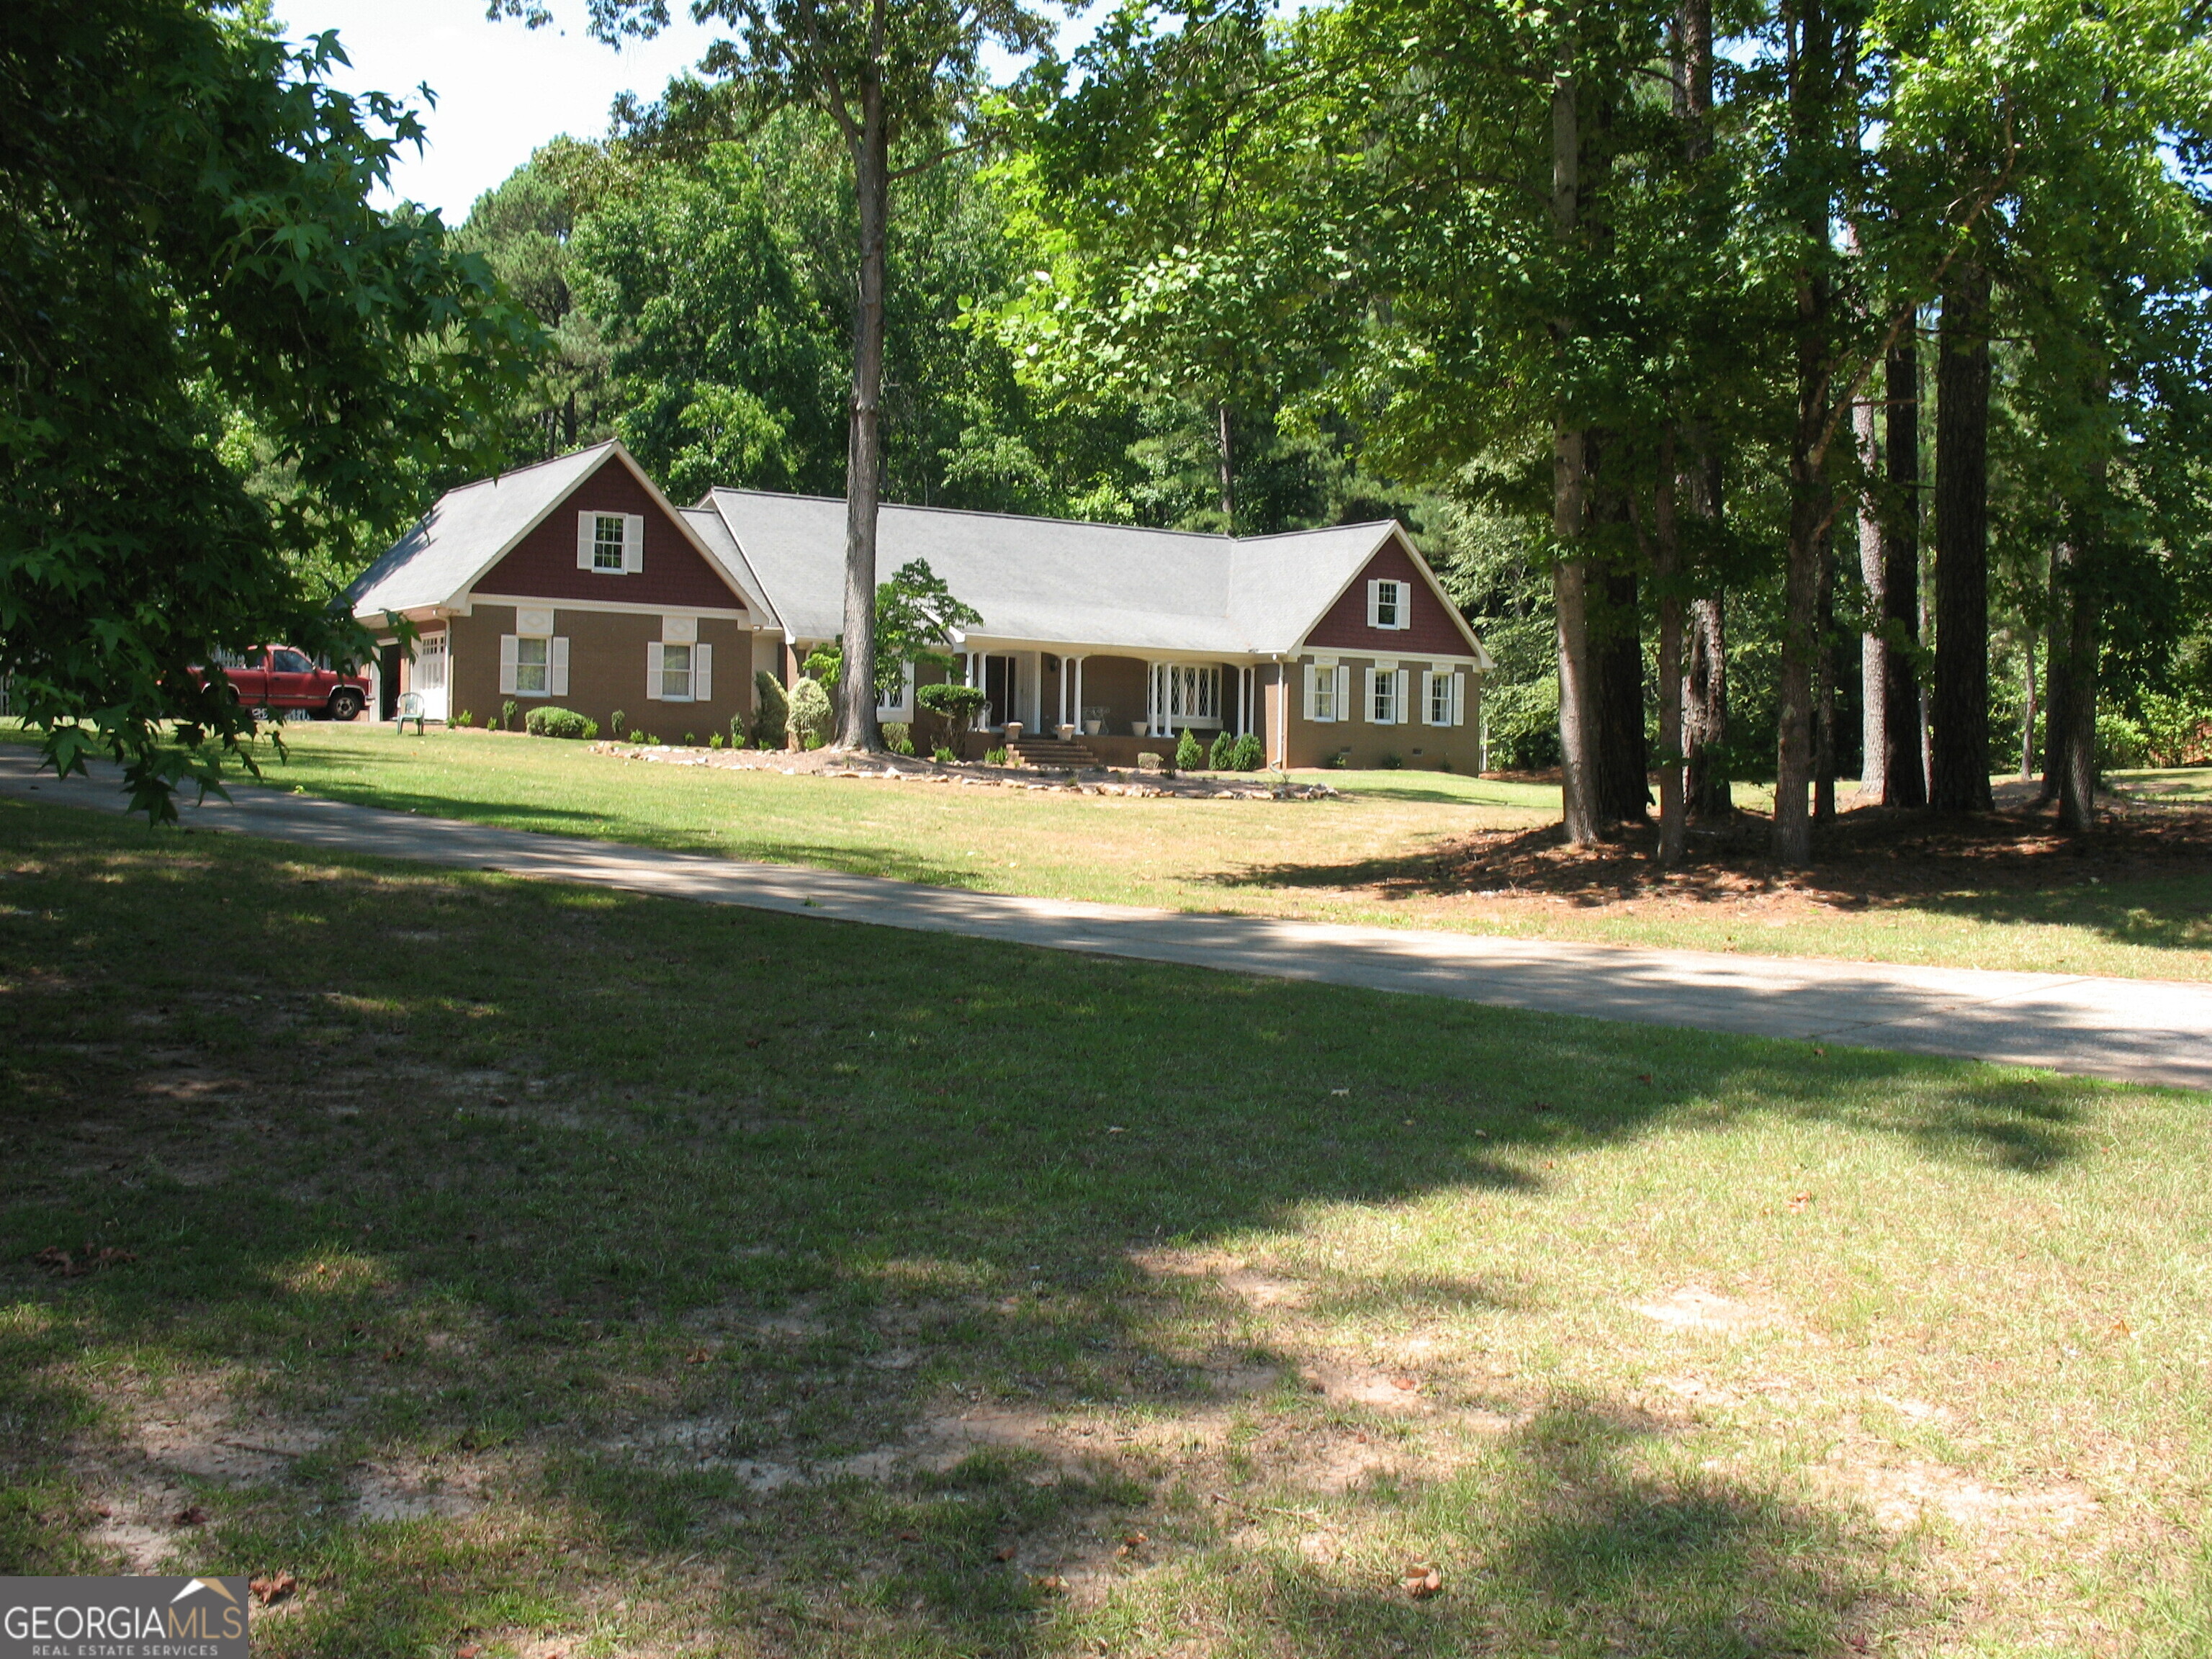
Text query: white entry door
415 632 450 721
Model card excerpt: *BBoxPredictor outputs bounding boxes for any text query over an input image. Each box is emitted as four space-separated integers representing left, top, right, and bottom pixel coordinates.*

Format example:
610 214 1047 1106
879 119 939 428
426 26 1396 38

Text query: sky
285 0 1109 224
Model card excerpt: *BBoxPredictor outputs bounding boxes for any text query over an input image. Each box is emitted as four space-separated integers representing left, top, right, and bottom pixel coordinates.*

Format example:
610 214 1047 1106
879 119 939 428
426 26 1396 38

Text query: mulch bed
1430 786 2212 907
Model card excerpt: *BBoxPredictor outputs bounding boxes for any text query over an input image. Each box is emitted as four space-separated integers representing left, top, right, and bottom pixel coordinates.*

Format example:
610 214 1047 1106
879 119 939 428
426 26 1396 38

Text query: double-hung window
1366 577 1409 631
1424 669 1465 727
1368 664 1408 725
647 619 711 703
514 637 549 694
1303 660 1348 723
498 626 567 697
577 511 644 573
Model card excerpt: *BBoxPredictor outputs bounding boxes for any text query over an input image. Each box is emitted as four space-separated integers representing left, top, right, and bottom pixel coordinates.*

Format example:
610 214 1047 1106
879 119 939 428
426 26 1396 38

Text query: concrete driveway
3 749 2206 1091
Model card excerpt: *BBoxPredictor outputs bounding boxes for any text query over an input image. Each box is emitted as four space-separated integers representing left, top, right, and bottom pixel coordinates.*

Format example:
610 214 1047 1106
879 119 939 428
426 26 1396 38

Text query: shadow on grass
0 799 2121 1652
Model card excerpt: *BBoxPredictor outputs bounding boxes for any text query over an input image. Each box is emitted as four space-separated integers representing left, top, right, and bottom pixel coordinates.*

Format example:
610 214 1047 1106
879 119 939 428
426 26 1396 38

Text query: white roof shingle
700 490 1477 660
349 443 616 619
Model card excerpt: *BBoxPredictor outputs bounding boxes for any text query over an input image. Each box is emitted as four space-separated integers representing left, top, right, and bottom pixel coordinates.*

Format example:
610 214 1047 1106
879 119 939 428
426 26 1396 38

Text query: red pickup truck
194 647 370 721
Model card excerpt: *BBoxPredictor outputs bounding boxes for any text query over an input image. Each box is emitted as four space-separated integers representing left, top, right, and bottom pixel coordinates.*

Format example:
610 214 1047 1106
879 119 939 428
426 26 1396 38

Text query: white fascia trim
961 637 1264 662
470 593 757 623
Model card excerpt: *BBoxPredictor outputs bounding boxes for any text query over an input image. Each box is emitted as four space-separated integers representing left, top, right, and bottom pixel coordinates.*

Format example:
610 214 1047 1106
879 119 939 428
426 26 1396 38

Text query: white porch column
1074 656 1085 732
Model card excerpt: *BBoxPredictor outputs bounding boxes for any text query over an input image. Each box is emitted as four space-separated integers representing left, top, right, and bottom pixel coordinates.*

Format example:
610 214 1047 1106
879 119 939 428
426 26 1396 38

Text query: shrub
1232 732 1263 770
709 732 724 750
523 706 595 740
502 698 518 731
628 729 645 745
916 681 987 745
728 712 748 749
932 745 956 763
984 745 1009 766
454 709 472 728
2098 711 2149 770
788 676 833 750
1323 750 1347 770
752 671 789 749
2139 691 2212 768
611 709 626 743
1381 752 1404 770
1176 727 1204 770
883 720 915 756
1208 730 1235 769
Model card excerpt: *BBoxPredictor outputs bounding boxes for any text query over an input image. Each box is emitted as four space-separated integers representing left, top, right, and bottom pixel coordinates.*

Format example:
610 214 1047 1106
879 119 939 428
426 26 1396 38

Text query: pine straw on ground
1421 786 2212 911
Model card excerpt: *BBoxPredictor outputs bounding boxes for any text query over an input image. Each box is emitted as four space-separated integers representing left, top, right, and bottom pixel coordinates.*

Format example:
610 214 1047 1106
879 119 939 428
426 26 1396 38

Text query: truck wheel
327 688 364 722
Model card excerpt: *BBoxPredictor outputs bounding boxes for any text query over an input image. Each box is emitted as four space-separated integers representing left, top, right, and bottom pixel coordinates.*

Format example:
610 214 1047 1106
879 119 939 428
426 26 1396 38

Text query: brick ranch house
353 441 1493 770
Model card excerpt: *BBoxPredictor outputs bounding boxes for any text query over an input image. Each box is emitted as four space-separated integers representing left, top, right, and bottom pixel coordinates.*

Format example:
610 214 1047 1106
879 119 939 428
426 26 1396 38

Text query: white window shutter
549 637 570 697
498 634 518 695
645 642 664 700
1363 667 1377 723
1302 664 1318 721
1419 670 1435 725
1365 580 1381 629
693 642 711 702
623 513 645 573
1333 665 1349 723
1452 672 1466 726
1395 668 1410 724
1394 585 1411 629
575 513 594 570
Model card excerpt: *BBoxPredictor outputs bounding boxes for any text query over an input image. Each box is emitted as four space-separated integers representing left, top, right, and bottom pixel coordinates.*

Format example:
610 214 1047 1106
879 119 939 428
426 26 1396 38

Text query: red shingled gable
474 454 745 611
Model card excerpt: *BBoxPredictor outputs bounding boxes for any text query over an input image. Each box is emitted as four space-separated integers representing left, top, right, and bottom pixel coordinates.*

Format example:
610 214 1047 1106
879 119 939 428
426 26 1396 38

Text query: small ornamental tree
916 681 987 751
1208 729 1235 769
751 671 788 747
1176 727 1204 770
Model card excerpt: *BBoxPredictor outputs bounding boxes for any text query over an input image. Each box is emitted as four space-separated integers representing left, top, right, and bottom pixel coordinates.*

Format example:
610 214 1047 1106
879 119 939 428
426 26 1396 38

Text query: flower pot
1056 723 1077 742
1084 719 1103 737
1130 721 1149 737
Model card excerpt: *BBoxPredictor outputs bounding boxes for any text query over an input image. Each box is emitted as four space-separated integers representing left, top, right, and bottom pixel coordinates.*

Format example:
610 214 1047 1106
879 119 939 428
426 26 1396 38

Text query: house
348 441 775 739
699 489 1493 770
354 442 1492 770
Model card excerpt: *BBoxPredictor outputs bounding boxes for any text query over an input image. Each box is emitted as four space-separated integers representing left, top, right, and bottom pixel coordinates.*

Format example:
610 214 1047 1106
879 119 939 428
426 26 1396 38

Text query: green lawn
40 720 2207 983
3 798 2208 1655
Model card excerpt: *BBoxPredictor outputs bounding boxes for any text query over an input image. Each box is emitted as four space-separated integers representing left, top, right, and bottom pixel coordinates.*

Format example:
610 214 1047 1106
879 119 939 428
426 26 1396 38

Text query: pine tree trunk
1814 519 1838 821
1855 376 1887 802
835 85 890 753
2057 538 2098 832
1930 260 1992 811
1683 588 1730 817
1772 0 1834 867
1673 0 1728 826
2041 567 2069 802
1596 559 1648 824
1653 433 1687 866
1881 339 1927 805
1552 33 1600 848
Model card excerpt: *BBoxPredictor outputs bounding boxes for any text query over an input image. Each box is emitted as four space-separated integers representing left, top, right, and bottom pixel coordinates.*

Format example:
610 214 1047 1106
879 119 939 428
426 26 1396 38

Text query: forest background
395 0 2212 829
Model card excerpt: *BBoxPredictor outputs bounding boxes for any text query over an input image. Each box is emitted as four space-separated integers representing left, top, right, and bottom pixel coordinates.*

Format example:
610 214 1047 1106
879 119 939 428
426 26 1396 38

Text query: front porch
943 649 1262 755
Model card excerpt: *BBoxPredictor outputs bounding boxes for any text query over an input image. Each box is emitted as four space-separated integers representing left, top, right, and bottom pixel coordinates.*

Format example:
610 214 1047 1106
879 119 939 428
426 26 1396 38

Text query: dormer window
592 515 624 570
1367 577 1409 630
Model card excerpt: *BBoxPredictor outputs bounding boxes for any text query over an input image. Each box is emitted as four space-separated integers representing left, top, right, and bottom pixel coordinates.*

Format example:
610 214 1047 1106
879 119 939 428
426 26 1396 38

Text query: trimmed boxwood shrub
524 706 598 740
1208 730 1235 770
1175 727 1204 770
1232 732 1263 770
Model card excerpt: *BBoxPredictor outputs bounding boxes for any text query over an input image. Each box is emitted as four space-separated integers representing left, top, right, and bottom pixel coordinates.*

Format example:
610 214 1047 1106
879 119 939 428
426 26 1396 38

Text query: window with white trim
1425 669 1465 727
1154 662 1221 728
878 661 915 719
647 638 711 703
1369 666 1407 725
591 515 625 570
1367 577 1409 631
499 633 569 697
515 637 549 694
577 511 644 573
1303 661 1347 723
661 643 693 700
